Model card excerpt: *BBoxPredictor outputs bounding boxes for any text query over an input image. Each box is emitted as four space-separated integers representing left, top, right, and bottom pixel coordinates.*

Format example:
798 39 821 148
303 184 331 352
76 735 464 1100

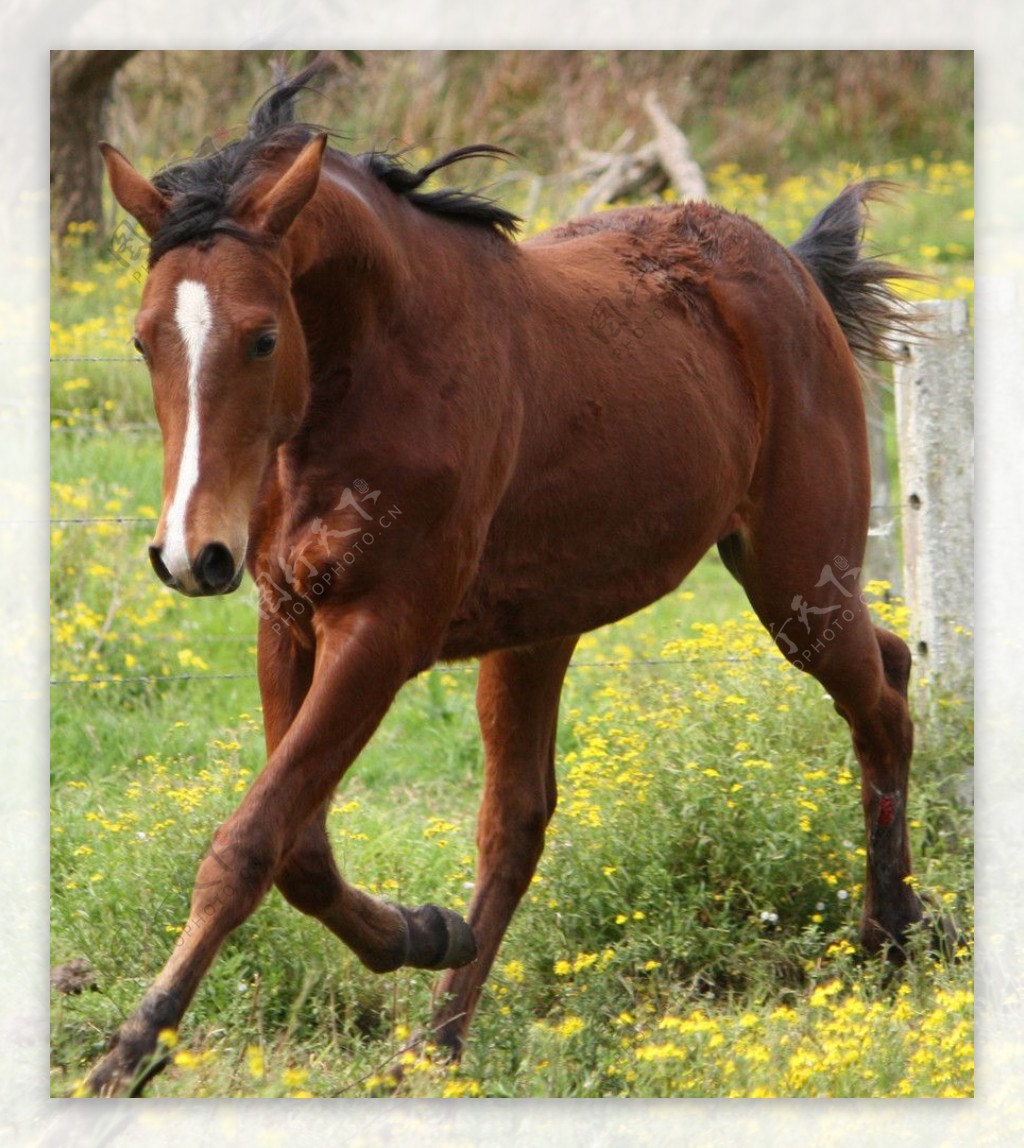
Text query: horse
87 64 929 1095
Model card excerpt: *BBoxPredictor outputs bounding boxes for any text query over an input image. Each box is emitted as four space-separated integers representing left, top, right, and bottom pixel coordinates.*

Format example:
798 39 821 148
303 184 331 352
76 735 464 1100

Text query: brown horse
88 67 927 1095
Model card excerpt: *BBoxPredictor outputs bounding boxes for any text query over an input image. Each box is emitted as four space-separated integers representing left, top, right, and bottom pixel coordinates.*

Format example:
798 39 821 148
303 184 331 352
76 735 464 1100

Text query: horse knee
196 824 279 925
214 819 278 870
273 839 341 916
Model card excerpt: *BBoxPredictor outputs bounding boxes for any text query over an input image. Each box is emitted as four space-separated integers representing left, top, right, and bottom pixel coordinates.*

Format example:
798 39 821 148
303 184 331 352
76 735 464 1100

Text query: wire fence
51 515 158 525
51 355 144 363
49 654 758 690
48 510 910 525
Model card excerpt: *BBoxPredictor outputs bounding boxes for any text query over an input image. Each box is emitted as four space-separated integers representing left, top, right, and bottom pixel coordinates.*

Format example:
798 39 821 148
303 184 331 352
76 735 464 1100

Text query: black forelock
148 62 325 265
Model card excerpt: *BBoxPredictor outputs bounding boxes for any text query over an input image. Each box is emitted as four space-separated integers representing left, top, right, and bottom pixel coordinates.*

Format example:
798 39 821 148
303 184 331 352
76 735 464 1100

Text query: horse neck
273 164 491 523
287 163 405 343
286 160 514 384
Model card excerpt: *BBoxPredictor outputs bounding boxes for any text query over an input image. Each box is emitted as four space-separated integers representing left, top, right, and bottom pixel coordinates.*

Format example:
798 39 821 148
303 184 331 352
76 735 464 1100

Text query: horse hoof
860 894 961 964
920 896 963 960
82 1053 135 1098
433 905 478 969
401 903 477 970
81 1025 170 1098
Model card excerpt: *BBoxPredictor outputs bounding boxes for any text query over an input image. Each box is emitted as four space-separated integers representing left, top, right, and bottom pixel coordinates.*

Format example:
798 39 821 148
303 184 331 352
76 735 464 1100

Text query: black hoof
400 903 478 970
919 894 963 961
84 1041 168 1098
860 893 961 964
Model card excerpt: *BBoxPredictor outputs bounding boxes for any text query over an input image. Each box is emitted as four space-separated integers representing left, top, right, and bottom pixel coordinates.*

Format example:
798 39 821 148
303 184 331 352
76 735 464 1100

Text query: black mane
359 145 520 237
147 62 519 265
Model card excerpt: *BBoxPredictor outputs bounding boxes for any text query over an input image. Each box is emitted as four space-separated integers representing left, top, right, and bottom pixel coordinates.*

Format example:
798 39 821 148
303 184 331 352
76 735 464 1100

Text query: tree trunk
50 50 138 240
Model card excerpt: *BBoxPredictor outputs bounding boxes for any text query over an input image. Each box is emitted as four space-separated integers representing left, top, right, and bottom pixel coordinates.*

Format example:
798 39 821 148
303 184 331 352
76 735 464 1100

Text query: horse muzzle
149 540 245 597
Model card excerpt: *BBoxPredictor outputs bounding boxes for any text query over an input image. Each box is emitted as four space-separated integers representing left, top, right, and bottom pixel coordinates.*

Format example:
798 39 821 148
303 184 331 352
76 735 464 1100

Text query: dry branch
572 91 706 216
642 91 707 202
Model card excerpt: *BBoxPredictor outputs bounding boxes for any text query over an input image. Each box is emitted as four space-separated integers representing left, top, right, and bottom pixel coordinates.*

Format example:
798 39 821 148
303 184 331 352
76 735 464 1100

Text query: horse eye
252 332 278 359
132 335 146 358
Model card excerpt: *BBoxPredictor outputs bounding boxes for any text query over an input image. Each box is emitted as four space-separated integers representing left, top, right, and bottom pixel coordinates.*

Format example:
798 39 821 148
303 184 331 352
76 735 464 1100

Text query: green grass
49 600 974 1097
50 156 974 1098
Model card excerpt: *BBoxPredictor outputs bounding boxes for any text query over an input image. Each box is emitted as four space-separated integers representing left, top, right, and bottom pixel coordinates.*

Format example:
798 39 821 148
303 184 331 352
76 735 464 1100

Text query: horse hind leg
721 522 927 957
429 634 579 1059
835 621 925 955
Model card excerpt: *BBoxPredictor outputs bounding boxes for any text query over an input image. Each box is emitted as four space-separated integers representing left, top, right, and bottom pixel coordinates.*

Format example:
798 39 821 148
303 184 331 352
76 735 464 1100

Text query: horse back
446 203 837 654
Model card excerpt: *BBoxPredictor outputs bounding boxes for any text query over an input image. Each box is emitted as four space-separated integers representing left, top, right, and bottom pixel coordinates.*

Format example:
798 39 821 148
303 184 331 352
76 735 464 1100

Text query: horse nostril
149 545 175 587
194 542 237 594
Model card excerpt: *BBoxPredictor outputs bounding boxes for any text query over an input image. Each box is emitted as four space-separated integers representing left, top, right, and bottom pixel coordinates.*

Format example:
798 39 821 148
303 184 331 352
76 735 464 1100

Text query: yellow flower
635 1041 687 1062
442 1078 482 1098
502 959 525 984
246 1045 265 1079
157 1029 178 1049
553 1016 585 1038
809 980 843 1007
177 649 210 671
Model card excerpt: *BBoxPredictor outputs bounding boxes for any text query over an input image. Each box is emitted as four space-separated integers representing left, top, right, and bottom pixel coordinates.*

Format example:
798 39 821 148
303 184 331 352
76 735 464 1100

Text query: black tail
791 181 923 364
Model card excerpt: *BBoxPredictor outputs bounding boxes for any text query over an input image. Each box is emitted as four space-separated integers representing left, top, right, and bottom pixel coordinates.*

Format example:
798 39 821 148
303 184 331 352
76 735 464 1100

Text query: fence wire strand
50 654 758 689
51 356 143 364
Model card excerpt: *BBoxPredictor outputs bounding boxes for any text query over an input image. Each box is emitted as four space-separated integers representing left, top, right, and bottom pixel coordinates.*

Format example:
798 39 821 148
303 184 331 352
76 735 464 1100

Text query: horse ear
252 133 328 240
99 142 170 238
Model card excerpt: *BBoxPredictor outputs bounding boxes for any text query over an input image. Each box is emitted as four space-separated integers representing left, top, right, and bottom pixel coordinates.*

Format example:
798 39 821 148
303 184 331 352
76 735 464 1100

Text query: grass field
50 156 974 1097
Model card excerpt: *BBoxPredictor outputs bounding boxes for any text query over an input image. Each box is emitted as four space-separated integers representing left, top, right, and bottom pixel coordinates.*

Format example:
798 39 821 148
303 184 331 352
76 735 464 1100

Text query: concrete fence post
865 385 900 596
894 298 974 721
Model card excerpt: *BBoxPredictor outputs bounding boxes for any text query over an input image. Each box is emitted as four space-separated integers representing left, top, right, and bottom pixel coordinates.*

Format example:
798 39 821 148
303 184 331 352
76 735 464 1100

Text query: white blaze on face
162 279 213 579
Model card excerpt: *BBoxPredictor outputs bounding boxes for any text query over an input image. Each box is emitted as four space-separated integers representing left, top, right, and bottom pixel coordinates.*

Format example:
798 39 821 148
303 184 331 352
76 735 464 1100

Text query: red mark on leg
877 793 897 828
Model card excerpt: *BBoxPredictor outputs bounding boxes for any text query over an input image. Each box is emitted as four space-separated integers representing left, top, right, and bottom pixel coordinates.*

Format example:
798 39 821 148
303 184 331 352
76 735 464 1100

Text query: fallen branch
572 91 707 215
574 141 662 216
642 90 707 202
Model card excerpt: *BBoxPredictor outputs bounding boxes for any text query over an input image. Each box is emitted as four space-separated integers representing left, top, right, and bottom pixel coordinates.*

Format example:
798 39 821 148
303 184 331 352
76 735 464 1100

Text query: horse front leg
274 806 477 973
83 601 468 1096
259 611 474 974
